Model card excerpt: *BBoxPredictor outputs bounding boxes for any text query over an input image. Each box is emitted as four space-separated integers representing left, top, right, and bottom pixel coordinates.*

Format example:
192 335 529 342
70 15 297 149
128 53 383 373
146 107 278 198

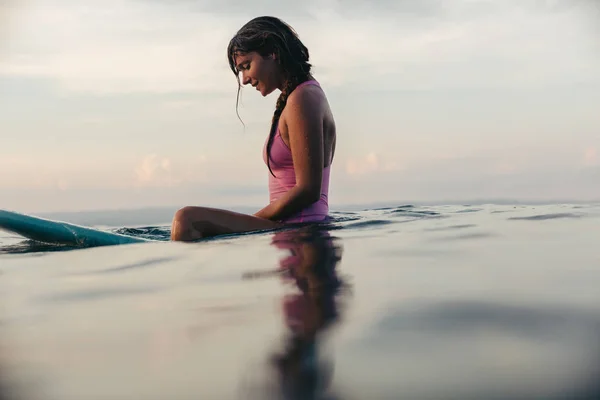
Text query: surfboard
0 209 154 247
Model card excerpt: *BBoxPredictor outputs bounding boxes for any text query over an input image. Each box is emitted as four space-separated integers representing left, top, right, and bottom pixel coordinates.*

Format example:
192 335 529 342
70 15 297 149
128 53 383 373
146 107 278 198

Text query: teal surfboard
0 209 153 247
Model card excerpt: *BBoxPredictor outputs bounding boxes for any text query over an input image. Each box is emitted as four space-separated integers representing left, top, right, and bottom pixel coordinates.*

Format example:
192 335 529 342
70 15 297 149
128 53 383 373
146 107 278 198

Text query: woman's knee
174 206 207 223
173 206 192 223
171 206 204 241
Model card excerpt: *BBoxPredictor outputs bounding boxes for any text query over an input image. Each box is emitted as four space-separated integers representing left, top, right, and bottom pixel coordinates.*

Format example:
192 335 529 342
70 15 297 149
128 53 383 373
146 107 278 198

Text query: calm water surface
1 204 599 399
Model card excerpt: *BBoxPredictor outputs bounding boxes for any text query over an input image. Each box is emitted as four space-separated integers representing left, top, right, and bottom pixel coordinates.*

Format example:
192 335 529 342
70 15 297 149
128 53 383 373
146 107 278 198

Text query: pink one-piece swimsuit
262 80 331 224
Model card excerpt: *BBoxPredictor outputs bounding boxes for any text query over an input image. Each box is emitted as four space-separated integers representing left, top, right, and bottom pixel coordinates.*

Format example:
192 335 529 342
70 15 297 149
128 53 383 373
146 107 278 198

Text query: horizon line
20 197 600 216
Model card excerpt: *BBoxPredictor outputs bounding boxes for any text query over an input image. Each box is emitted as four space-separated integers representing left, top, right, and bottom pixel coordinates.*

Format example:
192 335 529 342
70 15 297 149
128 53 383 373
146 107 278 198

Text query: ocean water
0 203 599 400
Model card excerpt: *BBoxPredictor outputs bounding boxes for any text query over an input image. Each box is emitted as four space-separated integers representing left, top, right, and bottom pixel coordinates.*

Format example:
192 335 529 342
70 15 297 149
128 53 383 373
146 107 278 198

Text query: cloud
0 153 209 191
141 0 582 20
0 0 240 94
0 154 122 191
311 2 598 89
0 1 23 60
0 2 11 45
2 0 597 95
583 147 598 167
0 156 46 188
2 0 599 213
339 144 592 186
139 0 319 17
345 152 400 176
133 154 207 188
0 155 72 191
333 155 600 205
134 154 175 187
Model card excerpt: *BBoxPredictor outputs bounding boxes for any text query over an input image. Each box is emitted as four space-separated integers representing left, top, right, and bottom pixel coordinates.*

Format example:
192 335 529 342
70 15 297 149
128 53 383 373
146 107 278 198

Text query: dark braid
227 16 312 177
265 74 310 176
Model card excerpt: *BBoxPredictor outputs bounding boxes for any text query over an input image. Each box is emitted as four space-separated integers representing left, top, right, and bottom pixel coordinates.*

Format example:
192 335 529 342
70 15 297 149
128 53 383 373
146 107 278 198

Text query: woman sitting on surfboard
170 16 336 241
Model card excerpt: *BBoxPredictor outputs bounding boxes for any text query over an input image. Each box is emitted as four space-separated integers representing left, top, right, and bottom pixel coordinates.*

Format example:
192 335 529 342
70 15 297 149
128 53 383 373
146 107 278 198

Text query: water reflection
243 226 349 400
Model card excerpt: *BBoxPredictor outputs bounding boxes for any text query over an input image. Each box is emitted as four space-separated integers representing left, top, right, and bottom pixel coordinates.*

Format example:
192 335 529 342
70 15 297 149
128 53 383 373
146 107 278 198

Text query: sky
1 0 599 213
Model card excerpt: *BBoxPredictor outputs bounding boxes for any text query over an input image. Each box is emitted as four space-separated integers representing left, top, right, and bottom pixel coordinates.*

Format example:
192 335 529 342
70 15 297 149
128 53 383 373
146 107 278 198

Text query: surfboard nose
0 209 150 247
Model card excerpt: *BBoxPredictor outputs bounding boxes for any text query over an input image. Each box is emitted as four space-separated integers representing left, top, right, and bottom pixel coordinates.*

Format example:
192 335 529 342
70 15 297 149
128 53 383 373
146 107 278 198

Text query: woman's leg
170 206 283 241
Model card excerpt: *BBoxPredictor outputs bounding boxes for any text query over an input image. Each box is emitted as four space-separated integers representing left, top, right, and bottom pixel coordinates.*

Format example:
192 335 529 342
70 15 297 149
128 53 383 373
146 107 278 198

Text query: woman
170 16 337 241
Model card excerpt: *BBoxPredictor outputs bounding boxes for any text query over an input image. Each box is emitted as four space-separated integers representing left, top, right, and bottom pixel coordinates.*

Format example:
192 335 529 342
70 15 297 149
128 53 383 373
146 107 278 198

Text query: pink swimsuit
263 80 331 224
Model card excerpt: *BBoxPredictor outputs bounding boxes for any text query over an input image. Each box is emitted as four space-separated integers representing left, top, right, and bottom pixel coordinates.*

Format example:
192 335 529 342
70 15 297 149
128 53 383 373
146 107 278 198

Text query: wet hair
227 16 312 176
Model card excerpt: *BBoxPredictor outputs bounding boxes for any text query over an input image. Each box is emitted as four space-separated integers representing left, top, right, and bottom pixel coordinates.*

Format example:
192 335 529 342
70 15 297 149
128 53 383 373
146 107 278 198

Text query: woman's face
234 51 282 97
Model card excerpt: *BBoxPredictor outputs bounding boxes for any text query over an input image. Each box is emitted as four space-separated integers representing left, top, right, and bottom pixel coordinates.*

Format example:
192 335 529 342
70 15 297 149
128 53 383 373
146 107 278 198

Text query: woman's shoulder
286 81 327 115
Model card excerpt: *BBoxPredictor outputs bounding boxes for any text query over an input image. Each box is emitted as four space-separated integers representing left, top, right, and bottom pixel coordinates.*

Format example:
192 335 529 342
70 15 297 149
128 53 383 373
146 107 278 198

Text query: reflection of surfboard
0 209 153 247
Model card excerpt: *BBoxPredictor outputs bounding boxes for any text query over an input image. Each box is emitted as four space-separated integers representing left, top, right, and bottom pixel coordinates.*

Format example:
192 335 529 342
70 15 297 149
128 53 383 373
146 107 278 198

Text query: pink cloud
133 154 209 188
345 152 400 177
583 147 597 167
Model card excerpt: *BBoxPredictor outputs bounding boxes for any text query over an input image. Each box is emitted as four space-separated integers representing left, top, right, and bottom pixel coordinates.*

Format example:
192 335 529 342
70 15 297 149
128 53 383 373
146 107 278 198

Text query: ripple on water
429 232 497 242
113 226 171 241
65 256 179 276
368 300 600 341
0 240 78 255
372 205 414 211
424 224 477 232
507 213 583 221
454 208 483 214
34 286 164 304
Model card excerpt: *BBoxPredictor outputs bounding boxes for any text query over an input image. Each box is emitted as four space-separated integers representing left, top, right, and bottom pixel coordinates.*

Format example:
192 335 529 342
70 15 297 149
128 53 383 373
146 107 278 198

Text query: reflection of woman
269 227 346 399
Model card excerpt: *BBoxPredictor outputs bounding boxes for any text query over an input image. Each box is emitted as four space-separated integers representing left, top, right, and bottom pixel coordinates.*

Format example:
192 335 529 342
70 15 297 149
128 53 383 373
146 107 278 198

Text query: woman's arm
254 87 324 221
